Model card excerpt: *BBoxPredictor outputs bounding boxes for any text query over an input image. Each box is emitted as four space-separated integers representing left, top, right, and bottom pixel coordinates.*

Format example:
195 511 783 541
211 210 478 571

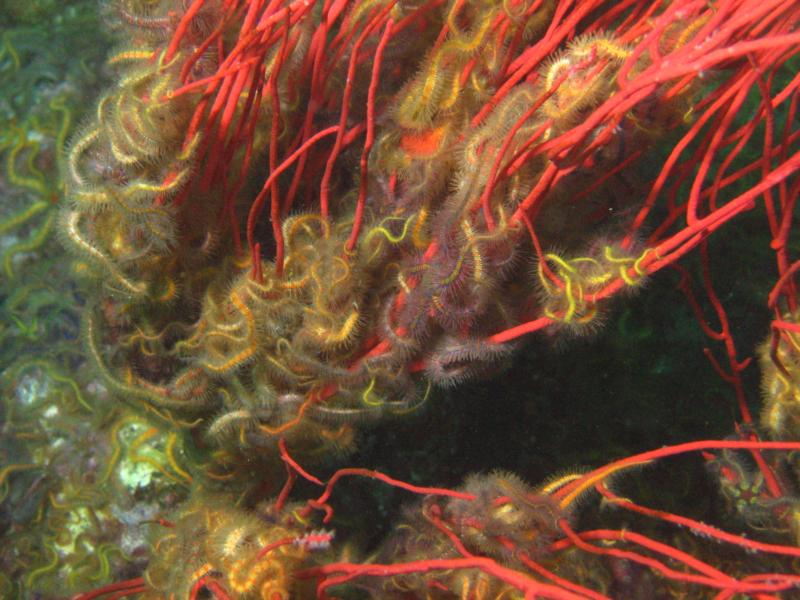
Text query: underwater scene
2 0 800 598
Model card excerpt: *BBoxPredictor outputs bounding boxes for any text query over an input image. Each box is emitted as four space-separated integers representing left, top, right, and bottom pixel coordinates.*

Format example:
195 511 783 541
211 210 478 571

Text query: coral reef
1 0 800 598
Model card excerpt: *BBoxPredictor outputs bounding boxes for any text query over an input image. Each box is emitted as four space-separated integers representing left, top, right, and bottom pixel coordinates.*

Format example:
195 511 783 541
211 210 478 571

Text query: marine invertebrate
3 0 800 597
